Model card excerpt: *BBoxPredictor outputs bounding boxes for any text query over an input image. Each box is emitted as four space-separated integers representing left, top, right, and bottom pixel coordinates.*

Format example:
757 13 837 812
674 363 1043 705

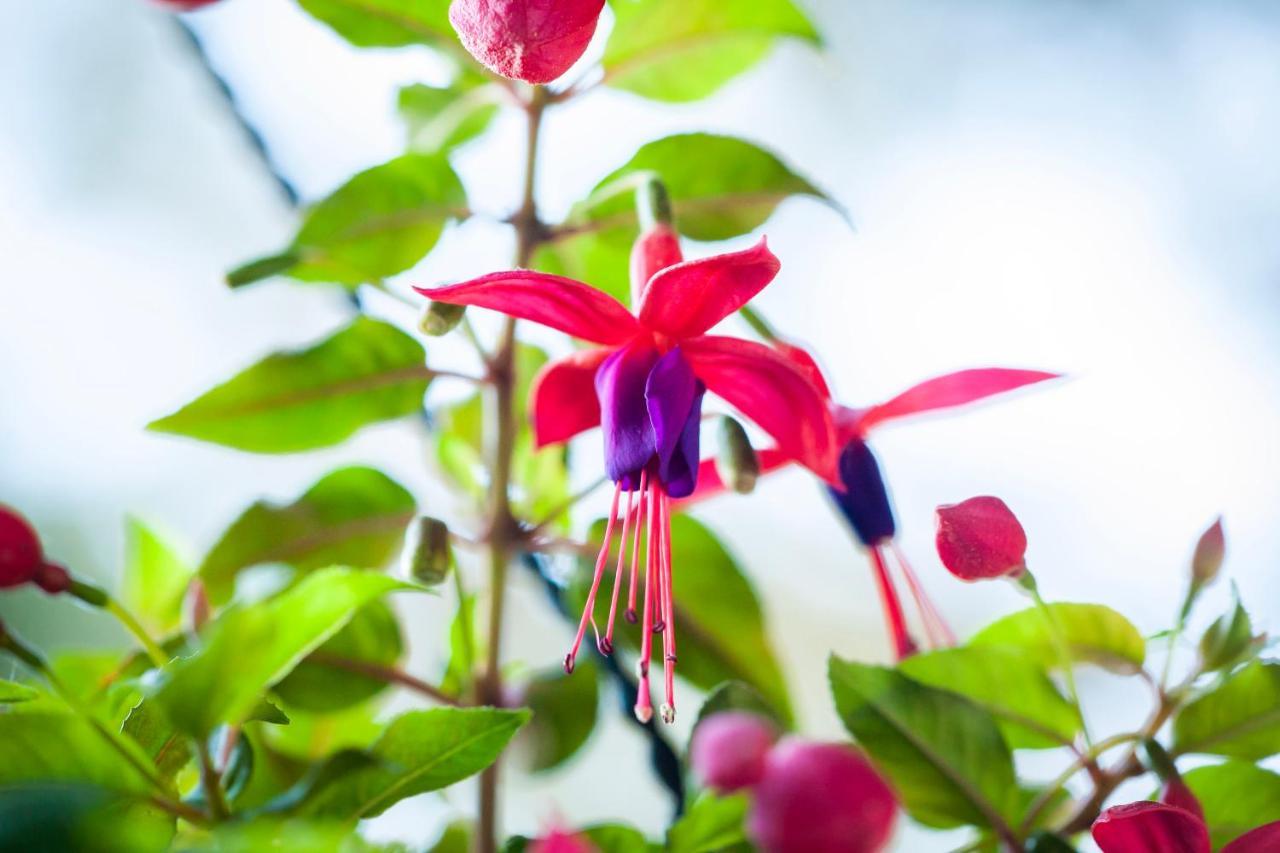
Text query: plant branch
196 738 231 821
308 652 463 706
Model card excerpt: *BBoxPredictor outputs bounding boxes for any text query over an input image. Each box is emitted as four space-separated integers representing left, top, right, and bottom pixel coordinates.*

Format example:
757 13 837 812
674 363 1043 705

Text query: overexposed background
3 0 1279 849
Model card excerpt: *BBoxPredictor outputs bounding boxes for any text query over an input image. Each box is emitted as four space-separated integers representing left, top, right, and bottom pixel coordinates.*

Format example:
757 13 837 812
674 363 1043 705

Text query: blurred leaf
264 701 384 763
520 661 599 772
149 318 430 454
428 820 472 853
1199 593 1263 673
1173 661 1280 760
511 435 571 526
0 712 156 794
899 646 1081 750
274 600 405 712
692 680 784 733
603 0 819 102
969 602 1146 674
576 513 793 724
0 785 173 853
829 656 1019 830
150 568 418 737
666 792 750 853
1181 761 1280 849
123 517 193 636
121 699 192 784
441 593 479 698
199 817 398 852
226 251 301 288
200 465 415 605
536 133 834 302
1025 832 1079 853
302 707 530 819
582 825 652 853
400 77 502 153
297 0 454 49
251 749 381 817
0 679 38 703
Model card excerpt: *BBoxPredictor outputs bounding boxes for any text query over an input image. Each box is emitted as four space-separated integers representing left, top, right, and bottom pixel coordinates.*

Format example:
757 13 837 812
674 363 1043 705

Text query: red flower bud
529 827 595 853
1091 801 1210 853
747 740 898 853
154 0 222 10
690 712 777 793
1191 517 1225 587
448 0 606 84
0 506 43 589
934 496 1028 581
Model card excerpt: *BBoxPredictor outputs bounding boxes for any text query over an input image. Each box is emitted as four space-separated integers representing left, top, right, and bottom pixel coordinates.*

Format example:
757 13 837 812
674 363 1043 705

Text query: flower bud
409 517 454 586
448 0 606 85
934 496 1027 581
0 505 43 589
1191 517 1225 589
747 740 898 853
155 0 222 9
690 712 777 793
529 827 595 853
716 417 760 495
419 301 467 337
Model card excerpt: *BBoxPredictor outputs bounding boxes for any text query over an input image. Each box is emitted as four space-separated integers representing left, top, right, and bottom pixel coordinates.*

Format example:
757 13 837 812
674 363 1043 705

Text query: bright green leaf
969 602 1146 674
400 78 502 153
149 318 430 454
302 707 530 819
520 661 599 773
0 679 39 704
265 702 384 763
581 824 652 853
899 646 1081 750
1181 761 1280 850
1173 661 1280 760
0 712 156 794
123 518 193 635
828 656 1019 830
121 699 192 784
1199 593 1263 673
429 821 472 853
150 568 418 736
297 0 454 49
202 817 398 852
666 792 750 853
603 0 820 102
274 600 405 712
199 466 415 605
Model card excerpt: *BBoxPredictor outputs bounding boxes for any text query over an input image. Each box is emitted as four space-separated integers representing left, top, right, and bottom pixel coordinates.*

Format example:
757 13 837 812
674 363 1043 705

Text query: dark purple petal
828 439 897 546
663 383 706 498
596 342 659 485
645 347 698 463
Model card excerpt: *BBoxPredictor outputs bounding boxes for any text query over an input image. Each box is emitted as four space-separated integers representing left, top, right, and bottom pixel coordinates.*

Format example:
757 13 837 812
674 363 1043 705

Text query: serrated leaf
899 646 1081 750
200 466 415 605
297 0 454 49
274 600 405 712
666 792 749 853
150 568 418 737
149 318 431 454
400 78 502 153
1173 661 1280 760
0 679 39 704
828 656 1019 830
603 0 820 102
969 602 1146 674
0 712 156 794
1181 761 1280 850
1199 593 1262 673
123 518 193 636
302 707 530 819
520 662 598 773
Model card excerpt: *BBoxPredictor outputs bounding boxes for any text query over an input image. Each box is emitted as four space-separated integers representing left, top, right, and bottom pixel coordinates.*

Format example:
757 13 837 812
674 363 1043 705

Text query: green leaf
692 680 785 736
969 602 1146 674
441 593 479 698
0 679 39 704
264 702 384 762
520 662 599 772
0 785 174 853
400 77 502 153
149 318 430 454
581 824 652 853
274 600 405 712
202 818 398 852
297 0 454 49
199 465 416 605
0 712 156 794
121 699 192 784
536 133 834 302
123 518 193 635
429 821 472 853
1199 593 1264 673
576 513 792 724
1173 661 1280 760
227 251 302 288
150 568 418 736
303 707 530 819
1181 761 1280 850
666 792 750 853
828 656 1019 830
899 646 1081 750
603 0 820 102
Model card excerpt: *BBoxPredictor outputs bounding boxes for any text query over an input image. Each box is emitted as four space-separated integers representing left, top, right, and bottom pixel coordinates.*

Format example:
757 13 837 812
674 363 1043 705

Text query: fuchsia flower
1092 800 1280 853
934 496 1028 581
690 354 1057 659
449 0 606 84
416 229 837 724
529 826 595 853
0 505 70 594
690 711 778 793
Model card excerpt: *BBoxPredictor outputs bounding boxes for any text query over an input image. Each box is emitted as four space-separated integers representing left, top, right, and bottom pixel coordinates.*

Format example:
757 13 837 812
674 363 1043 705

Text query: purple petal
663 383 705 498
596 342 659 485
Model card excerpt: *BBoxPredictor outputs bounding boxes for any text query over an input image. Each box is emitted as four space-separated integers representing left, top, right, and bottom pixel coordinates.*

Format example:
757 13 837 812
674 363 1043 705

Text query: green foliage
297 0 454 49
692 681 786 741
0 785 174 853
301 707 530 819
197 818 400 852
1181 761 1280 850
123 518 193 635
537 133 835 302
1173 660 1280 759
0 712 157 794
400 76 501 153
199 466 416 605
440 593 479 699
121 699 193 784
0 679 39 703
969 602 1147 674
519 662 599 772
274 600 405 712
1199 593 1263 673
149 568 418 737
666 792 750 853
898 646 1081 750
149 319 431 454
603 0 820 102
829 657 1019 830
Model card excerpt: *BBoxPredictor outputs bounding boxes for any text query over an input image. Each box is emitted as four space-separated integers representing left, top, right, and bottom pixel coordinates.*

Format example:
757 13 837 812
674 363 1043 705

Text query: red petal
683 336 839 484
856 368 1061 434
1092 802 1211 853
676 448 795 507
416 272 639 346
636 238 781 339
1224 821 1280 853
529 348 610 448
773 341 832 400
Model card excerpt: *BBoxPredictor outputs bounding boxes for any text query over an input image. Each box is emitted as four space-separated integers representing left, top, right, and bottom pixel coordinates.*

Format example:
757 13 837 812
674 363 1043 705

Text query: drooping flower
448 0 606 84
747 740 898 853
934 496 1028 581
690 711 778 793
415 233 837 724
689 353 1058 659
0 505 71 594
1092 800 1280 853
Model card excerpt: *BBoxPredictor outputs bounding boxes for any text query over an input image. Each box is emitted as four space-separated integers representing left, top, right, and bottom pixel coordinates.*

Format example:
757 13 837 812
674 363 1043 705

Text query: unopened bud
935 496 1028 581
419 301 466 337
690 712 777 792
185 577 211 634
716 416 760 494
409 517 453 586
449 0 605 84
1191 517 1225 588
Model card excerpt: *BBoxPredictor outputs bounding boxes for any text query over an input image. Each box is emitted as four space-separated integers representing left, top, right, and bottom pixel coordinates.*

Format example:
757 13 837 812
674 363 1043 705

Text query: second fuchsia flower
449 0 606 84
934 495 1028 581
416 227 837 724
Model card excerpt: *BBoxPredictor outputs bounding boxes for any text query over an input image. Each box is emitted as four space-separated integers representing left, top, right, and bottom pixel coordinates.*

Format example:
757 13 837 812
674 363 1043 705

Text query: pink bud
630 224 683 303
690 712 777 793
747 740 898 853
448 0 606 84
1191 517 1225 587
0 506 43 589
154 0 222 10
529 827 595 853
934 496 1028 581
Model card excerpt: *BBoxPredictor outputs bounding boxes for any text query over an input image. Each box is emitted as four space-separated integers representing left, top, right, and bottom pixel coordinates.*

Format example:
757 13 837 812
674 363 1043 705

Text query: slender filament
869 544 917 660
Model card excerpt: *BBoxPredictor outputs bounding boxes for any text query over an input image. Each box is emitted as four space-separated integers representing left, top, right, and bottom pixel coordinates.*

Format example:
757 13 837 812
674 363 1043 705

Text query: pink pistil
869 545 917 660
635 510 657 723
659 491 677 724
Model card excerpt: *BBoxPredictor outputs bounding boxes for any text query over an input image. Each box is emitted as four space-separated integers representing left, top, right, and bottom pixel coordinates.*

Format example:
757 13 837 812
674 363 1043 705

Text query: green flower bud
419 301 467 337
716 416 760 495
410 517 453 586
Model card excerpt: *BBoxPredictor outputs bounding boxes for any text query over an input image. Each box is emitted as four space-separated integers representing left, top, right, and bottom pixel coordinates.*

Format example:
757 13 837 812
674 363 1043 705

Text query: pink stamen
634 513 656 723
891 542 956 649
659 490 676 724
601 486 637 655
625 471 648 624
869 544 917 661
565 483 623 674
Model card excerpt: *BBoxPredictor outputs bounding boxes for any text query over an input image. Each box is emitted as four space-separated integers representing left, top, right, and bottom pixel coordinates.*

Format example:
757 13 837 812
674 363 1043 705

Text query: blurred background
3 0 1279 849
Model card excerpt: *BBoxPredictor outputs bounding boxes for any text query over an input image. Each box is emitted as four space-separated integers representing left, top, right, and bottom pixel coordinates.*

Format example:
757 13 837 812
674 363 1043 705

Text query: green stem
739 304 779 342
1023 574 1092 748
196 739 231 821
104 597 168 669
1018 732 1142 836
